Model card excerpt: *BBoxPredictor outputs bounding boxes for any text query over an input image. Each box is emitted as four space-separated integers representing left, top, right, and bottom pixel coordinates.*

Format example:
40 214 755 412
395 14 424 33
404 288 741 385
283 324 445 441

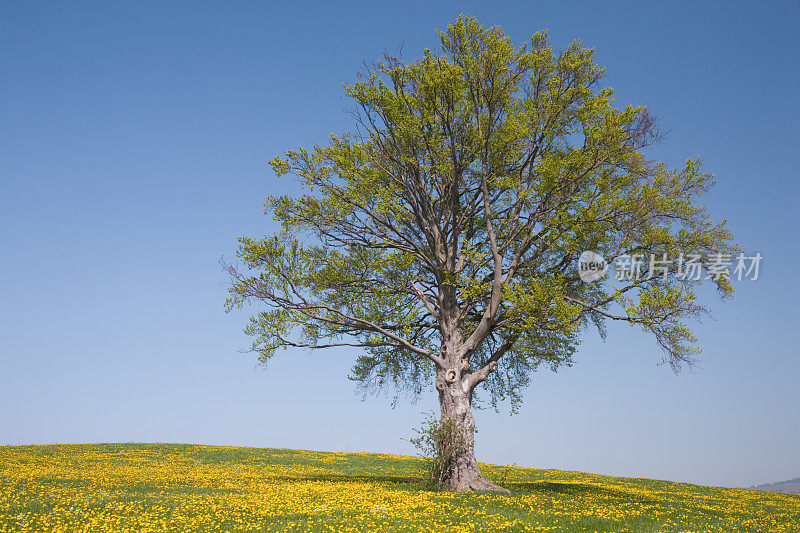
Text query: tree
226 16 736 492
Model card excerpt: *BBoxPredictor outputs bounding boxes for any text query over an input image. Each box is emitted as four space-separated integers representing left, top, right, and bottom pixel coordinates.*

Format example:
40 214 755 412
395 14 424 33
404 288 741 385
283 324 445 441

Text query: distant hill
753 477 800 494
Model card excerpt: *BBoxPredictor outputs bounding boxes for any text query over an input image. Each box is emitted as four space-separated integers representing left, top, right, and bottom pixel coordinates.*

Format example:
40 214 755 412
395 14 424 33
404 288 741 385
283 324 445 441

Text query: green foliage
409 412 471 489
226 15 737 410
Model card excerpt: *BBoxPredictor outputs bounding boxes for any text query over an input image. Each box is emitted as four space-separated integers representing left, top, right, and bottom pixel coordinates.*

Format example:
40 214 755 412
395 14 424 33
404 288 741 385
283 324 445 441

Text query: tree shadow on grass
506 481 646 500
266 474 660 502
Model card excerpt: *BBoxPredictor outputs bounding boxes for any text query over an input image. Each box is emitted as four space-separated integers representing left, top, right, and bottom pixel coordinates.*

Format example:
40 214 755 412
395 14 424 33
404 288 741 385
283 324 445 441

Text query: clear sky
1 1 798 489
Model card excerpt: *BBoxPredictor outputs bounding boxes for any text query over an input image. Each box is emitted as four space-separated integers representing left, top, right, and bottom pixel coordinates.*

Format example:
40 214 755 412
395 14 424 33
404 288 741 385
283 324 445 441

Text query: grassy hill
1 444 798 532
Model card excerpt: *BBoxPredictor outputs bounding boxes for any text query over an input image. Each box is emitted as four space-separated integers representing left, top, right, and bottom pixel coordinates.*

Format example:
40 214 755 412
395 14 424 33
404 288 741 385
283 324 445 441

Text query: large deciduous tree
226 16 735 492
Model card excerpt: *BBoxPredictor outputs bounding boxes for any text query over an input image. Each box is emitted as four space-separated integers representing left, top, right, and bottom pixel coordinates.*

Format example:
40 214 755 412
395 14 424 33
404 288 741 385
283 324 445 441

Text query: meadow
0 443 797 532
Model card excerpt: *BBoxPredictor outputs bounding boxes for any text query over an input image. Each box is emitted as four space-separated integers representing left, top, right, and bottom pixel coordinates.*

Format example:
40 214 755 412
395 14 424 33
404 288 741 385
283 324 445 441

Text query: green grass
0 443 798 532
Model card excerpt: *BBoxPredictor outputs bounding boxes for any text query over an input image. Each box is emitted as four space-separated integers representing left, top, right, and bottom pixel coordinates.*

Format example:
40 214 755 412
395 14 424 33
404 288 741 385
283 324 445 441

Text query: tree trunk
435 365 510 493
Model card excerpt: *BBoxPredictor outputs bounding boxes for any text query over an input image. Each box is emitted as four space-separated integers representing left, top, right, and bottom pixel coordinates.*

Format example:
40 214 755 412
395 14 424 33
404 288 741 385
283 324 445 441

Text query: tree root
446 471 511 493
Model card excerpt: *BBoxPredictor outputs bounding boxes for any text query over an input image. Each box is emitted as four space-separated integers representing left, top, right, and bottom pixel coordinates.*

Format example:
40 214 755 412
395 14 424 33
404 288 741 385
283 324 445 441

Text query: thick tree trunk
435 365 509 493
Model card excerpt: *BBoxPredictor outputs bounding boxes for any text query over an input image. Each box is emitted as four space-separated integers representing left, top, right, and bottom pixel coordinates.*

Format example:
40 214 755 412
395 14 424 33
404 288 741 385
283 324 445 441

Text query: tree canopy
226 15 735 414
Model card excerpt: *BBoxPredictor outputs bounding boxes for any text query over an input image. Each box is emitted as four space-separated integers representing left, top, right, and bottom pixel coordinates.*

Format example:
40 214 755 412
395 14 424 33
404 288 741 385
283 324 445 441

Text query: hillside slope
1 443 798 532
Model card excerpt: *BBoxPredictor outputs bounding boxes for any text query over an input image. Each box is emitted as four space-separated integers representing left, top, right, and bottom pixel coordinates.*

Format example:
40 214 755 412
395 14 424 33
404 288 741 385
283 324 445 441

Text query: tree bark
435 363 510 493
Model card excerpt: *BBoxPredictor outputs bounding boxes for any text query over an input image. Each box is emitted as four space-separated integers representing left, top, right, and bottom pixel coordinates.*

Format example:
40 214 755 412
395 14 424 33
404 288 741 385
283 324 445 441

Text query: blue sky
1 1 798 489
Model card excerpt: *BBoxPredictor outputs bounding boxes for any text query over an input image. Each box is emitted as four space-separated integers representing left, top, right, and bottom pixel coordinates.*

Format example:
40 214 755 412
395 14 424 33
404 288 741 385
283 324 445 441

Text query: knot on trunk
444 369 458 383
